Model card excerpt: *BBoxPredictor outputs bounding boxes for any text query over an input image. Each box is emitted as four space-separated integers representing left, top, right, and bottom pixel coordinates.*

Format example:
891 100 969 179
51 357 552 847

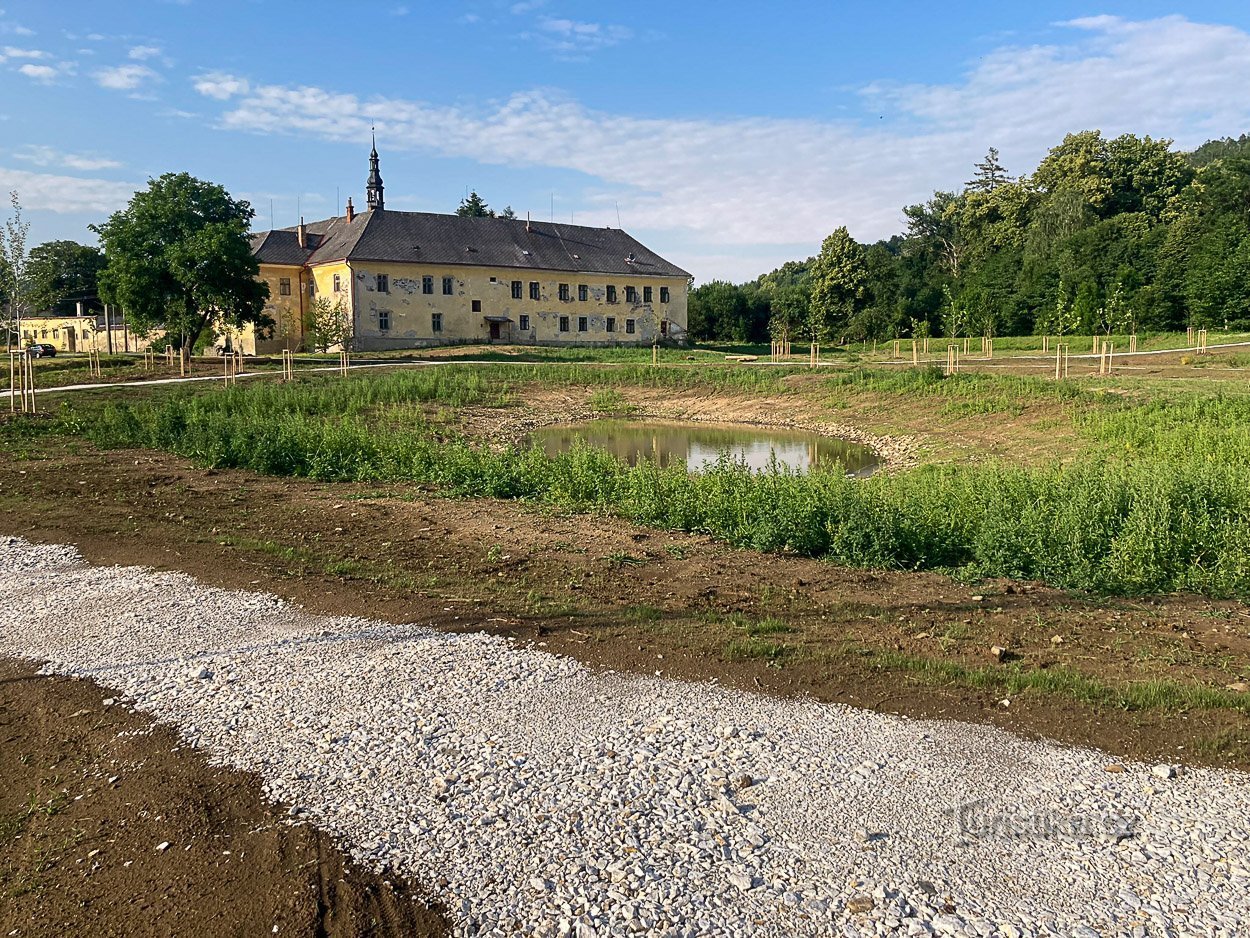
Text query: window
333 274 341 293
377 273 389 293
558 283 570 301
378 310 391 331
606 317 616 333
309 280 317 295
660 286 670 304
625 285 638 304
559 316 570 332
578 284 588 302
529 281 541 300
279 277 291 296
519 314 530 331
625 319 636 334
511 280 523 299
660 319 670 337
471 299 482 312
606 285 617 304
432 313 443 333
443 276 454 295
578 316 588 332
643 286 653 303
422 275 433 295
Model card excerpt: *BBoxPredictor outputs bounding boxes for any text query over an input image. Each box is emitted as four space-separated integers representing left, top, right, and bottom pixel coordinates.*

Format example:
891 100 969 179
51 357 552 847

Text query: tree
499 205 517 220
0 191 30 351
93 173 270 354
941 285 968 338
456 190 494 217
966 147 1010 192
903 191 964 277
26 240 106 315
302 296 353 352
768 284 808 340
808 227 867 341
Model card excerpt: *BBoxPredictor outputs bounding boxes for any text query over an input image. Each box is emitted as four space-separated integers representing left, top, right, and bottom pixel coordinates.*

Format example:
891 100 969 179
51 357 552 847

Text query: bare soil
0 658 448 938
2 437 1248 774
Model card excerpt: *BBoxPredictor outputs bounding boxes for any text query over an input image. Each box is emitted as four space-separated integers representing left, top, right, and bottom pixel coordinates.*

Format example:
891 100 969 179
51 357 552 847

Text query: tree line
689 131 1250 343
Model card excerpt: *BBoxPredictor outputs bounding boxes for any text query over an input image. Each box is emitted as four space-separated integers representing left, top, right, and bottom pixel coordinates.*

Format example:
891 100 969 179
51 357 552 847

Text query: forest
688 131 1250 343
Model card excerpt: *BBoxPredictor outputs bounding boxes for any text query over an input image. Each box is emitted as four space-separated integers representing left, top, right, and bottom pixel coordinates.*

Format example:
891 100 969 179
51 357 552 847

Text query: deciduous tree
93 173 269 353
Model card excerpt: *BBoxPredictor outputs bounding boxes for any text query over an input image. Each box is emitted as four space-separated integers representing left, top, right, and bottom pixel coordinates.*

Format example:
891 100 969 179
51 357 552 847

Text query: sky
3 2 1250 283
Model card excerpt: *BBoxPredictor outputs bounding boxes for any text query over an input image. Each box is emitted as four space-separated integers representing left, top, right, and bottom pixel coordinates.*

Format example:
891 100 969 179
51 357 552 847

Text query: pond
530 420 878 476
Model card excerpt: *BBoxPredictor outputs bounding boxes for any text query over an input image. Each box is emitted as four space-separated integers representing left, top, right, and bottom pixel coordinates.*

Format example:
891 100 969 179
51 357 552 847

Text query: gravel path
2 537 1247 937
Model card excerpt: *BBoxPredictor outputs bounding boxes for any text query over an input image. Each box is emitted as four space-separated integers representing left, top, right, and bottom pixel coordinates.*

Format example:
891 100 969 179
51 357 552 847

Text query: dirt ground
0 658 447 938
2 436 1248 775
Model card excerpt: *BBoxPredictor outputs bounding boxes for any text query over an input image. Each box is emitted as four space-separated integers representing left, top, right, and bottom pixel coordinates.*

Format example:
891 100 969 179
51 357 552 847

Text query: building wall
20 317 155 354
327 260 688 351
254 262 306 354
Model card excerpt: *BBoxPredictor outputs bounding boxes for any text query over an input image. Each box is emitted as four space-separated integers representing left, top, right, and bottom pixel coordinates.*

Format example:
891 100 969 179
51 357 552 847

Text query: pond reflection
530 420 877 476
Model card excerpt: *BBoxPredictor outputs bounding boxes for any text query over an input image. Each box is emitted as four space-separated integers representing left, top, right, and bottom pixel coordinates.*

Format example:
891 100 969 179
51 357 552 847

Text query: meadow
18 358 1247 600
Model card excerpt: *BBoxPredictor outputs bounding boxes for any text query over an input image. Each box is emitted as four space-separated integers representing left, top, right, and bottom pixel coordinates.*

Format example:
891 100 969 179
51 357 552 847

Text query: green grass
859 646 1250 713
724 635 791 661
12 362 1250 599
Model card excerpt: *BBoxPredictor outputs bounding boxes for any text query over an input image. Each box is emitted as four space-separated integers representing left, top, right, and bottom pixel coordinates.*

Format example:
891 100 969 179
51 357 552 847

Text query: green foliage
808 227 867 341
35 365 1250 601
25 240 105 315
456 190 494 217
302 297 352 352
92 173 269 351
741 129 1250 345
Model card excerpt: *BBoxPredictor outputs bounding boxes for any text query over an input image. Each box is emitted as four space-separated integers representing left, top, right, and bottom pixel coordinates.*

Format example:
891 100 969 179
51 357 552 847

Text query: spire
366 127 384 211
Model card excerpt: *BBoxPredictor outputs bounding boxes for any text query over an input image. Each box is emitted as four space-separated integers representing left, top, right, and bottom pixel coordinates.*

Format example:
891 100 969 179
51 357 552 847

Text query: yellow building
18 314 154 354
248 142 690 352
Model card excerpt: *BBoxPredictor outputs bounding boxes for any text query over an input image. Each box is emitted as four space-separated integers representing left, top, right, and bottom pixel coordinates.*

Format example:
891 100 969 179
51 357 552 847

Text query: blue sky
3 1 1250 282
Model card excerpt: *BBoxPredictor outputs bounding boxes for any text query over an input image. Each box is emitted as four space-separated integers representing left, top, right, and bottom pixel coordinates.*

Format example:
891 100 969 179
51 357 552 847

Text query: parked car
25 343 56 358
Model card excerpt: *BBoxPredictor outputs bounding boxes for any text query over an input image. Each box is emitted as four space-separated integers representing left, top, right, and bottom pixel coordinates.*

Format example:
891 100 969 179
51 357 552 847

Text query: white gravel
2 536 1248 937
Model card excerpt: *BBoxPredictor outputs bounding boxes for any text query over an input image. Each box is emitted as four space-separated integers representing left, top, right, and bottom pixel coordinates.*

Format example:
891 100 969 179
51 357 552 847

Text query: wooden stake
1129 333 1137 353
911 340 918 365
8 351 17 413
892 339 900 360
1042 335 1049 353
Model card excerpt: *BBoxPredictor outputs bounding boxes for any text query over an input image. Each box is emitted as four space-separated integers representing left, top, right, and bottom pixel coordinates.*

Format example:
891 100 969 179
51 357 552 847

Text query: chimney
345 197 355 224
297 217 307 249
526 211 531 233
76 301 84 317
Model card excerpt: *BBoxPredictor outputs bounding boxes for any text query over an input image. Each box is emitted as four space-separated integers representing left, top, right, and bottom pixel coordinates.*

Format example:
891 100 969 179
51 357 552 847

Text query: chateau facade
247 143 690 352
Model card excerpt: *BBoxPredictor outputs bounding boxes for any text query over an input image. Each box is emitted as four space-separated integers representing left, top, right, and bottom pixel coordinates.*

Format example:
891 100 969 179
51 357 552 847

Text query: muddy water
530 420 878 475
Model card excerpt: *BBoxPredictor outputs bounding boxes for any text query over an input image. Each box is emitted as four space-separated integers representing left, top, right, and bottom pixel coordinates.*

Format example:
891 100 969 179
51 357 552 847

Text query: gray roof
253 210 689 279
249 230 309 266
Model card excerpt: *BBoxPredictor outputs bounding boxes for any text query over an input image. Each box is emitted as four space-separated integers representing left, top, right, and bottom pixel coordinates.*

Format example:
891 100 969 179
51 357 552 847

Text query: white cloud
128 44 162 60
94 63 159 91
510 0 547 13
198 15 1250 280
390 5 409 16
17 62 57 82
13 145 123 172
0 46 46 61
535 17 632 54
193 70 249 100
0 165 136 214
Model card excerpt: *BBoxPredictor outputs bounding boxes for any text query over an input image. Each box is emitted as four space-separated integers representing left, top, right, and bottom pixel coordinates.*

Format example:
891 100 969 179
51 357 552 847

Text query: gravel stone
2 538 1248 937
